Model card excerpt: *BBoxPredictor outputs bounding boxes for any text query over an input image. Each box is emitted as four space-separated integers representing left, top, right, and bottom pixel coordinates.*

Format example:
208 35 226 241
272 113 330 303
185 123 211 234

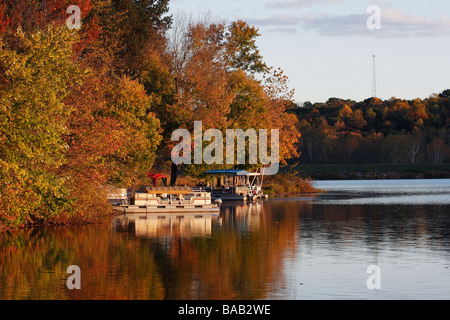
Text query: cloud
267 0 342 9
265 27 299 34
242 7 450 38
246 14 302 27
300 9 450 38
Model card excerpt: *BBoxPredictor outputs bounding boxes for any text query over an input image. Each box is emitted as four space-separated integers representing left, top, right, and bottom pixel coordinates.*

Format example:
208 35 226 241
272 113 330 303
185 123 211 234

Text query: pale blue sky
168 0 450 104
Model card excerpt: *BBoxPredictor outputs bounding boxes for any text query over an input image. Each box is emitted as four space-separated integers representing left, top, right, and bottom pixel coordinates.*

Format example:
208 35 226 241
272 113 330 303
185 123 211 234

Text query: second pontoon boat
202 169 268 201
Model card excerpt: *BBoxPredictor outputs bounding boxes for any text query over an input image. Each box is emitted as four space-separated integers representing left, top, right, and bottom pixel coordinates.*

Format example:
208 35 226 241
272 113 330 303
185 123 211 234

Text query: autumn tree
336 132 362 164
163 15 235 184
350 109 367 130
226 68 300 169
0 26 79 227
427 137 449 164
339 105 353 120
164 15 300 183
111 0 172 76
404 129 423 164
224 20 268 74
0 2 9 34
299 119 335 164
0 1 165 227
60 0 164 213
0 0 93 33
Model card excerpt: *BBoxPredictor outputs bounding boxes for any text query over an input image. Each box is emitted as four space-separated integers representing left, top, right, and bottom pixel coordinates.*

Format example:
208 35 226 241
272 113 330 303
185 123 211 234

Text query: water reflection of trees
110 202 299 300
1 201 448 300
0 201 300 300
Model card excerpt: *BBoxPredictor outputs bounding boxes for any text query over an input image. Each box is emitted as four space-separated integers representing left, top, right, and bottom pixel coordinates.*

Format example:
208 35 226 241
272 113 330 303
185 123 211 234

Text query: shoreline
292 164 450 180
306 171 450 180
2 172 448 231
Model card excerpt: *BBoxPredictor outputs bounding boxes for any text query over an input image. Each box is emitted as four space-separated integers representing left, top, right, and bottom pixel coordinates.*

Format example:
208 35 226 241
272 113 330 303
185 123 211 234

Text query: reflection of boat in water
113 212 220 239
112 186 221 214
220 201 265 231
203 169 269 201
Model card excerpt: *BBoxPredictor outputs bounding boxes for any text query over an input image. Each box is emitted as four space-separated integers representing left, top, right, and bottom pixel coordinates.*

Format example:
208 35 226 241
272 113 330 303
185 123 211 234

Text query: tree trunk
170 162 179 186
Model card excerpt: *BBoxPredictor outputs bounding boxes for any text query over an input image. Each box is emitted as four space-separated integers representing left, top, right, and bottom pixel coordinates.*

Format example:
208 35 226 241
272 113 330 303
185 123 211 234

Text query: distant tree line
293 94 450 165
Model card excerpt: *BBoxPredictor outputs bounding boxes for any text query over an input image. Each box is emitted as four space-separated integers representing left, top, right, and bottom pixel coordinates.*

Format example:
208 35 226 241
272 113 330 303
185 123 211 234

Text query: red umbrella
147 173 168 187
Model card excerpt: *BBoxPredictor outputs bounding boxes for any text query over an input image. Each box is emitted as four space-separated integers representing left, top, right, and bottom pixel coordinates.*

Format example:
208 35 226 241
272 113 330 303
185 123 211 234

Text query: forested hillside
294 94 450 165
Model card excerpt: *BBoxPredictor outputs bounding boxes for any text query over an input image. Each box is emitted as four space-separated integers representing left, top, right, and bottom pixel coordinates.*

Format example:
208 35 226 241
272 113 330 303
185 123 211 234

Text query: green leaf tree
0 26 79 227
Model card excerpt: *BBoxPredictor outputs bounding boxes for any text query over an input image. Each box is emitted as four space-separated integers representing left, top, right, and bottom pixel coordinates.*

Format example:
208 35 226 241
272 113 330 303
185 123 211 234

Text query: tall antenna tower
372 55 377 98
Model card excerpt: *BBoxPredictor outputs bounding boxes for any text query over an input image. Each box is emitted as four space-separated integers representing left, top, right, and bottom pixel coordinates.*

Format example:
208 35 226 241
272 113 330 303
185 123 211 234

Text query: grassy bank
262 172 321 195
290 164 450 180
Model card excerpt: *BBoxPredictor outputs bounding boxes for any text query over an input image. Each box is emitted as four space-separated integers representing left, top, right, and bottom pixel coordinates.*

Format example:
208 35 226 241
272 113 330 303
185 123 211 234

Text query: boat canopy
205 169 264 176
205 170 250 176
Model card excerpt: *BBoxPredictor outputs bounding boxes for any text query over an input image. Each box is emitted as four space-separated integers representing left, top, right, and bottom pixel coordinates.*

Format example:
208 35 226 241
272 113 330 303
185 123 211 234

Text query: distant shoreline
290 164 450 180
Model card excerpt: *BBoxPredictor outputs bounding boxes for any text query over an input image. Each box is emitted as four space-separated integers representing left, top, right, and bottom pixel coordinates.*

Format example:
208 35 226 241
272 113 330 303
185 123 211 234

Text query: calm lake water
1 179 449 300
